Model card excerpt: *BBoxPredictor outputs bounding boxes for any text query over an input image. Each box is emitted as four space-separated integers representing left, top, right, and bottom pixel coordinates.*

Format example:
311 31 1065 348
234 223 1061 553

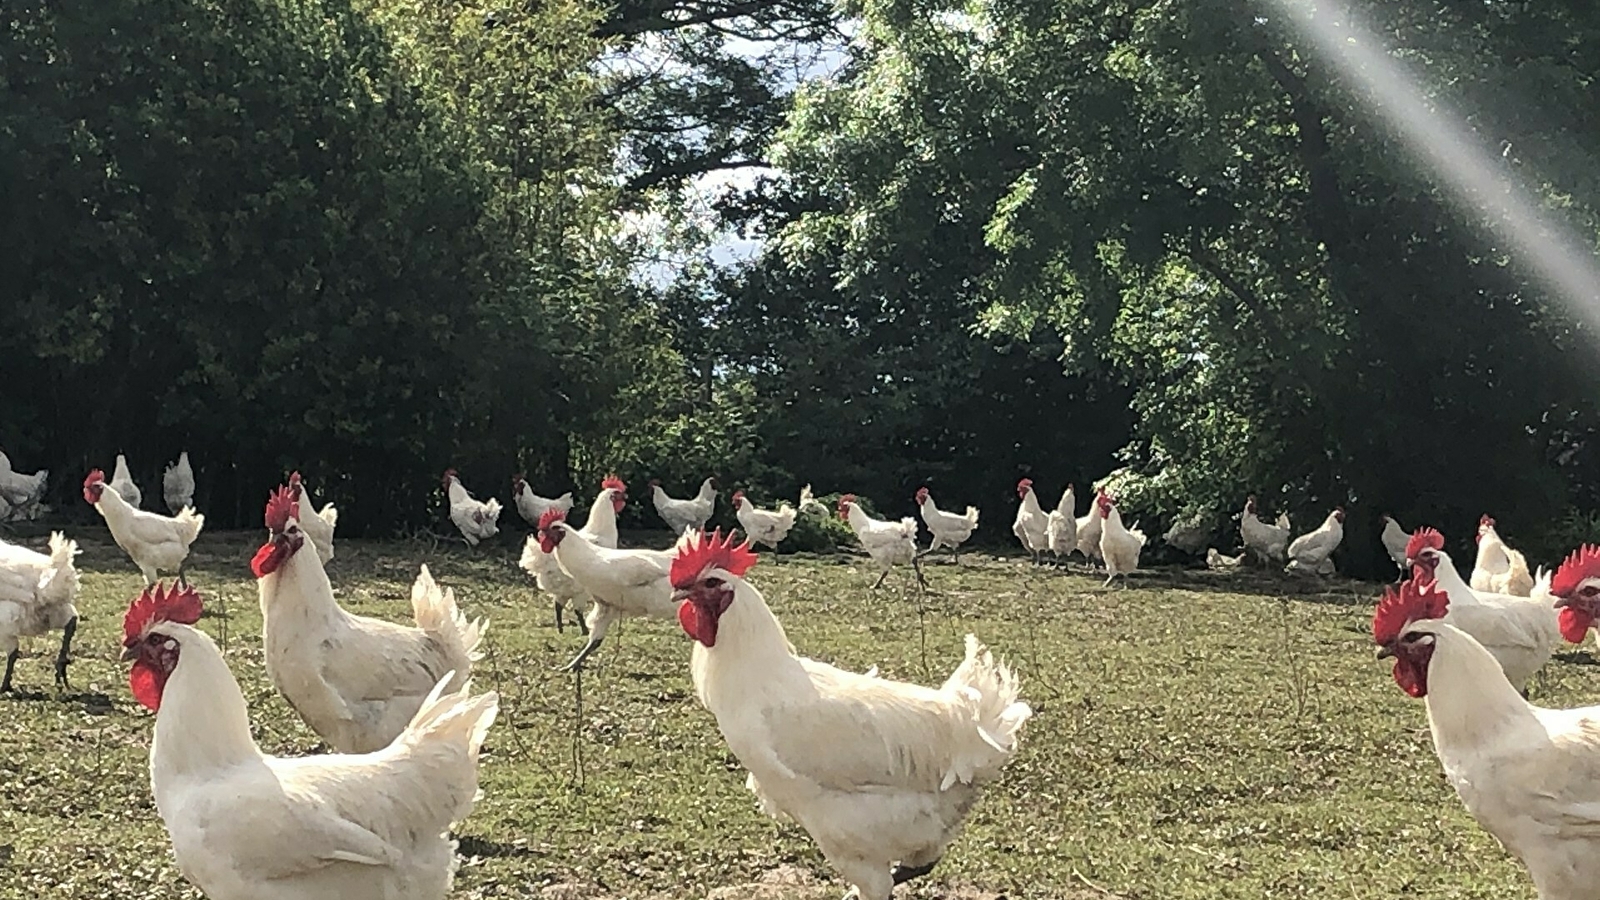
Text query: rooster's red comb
1479 514 1495 529
84 469 105 487
838 493 857 506
537 508 567 532
123 581 203 644
601 474 625 492
671 528 757 590
1372 578 1449 646
1404 527 1445 561
265 485 296 532
1551 545 1600 597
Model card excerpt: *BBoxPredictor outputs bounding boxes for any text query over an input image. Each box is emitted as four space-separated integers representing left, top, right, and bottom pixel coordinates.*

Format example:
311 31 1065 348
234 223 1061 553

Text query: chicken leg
1 649 16 693
558 605 617 672
54 615 77 690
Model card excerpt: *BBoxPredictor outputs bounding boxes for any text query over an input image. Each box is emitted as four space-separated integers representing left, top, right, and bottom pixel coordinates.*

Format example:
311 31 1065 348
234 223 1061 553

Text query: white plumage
0 450 47 516
519 482 623 633
678 543 1030 900
1011 478 1049 564
110 453 143 509
254 492 485 754
650 477 717 535
1046 484 1078 563
733 490 798 549
1379 514 1411 572
162 451 195 514
1096 493 1146 586
1376 582 1600 900
540 510 691 670
130 608 496 900
511 475 574 528
1239 496 1290 565
290 471 338 564
915 487 978 561
443 469 501 547
1471 515 1534 597
1286 508 1344 575
0 532 80 692
840 495 922 588
84 468 204 584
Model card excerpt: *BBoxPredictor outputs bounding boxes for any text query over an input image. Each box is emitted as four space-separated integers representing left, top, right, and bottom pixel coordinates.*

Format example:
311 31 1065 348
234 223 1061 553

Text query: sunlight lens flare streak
1262 0 1600 321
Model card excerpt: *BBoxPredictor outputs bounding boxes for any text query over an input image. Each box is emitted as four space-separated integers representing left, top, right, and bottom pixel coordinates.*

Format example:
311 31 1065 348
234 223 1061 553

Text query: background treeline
5 0 1600 577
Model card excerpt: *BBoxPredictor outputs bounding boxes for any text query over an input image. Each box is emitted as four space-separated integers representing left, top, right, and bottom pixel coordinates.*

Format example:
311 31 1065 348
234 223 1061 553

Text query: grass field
0 527 1580 899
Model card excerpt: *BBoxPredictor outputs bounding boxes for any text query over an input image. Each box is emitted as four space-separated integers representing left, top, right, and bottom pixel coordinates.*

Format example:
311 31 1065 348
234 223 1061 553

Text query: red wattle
251 541 284 578
1559 607 1593 645
129 659 165 711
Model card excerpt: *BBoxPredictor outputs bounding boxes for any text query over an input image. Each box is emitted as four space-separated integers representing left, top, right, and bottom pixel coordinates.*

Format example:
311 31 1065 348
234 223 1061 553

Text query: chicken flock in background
7 435 1600 900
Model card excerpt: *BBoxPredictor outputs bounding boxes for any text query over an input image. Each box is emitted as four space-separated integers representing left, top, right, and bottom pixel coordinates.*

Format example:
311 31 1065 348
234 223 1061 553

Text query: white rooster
1011 478 1049 565
1239 495 1290 565
1379 514 1412 573
289 471 338 564
1471 515 1535 597
84 468 204 585
1539 545 1600 653
120 582 497 900
1096 492 1147 586
1374 576 1600 899
519 476 626 633
650 477 718 536
914 487 979 563
672 530 1031 900
0 533 80 692
732 490 798 549
110 453 143 509
511 475 574 528
537 506 688 671
1286 507 1344 575
1406 528 1560 694
162 451 194 514
1046 484 1078 566
253 486 486 753
839 494 925 589
443 469 501 547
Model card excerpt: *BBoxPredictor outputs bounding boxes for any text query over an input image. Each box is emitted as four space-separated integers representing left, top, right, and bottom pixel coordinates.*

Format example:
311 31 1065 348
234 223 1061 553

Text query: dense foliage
6 0 1600 572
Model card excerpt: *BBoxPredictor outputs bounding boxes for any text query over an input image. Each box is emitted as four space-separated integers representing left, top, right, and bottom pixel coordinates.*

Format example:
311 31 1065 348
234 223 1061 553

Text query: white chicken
0 449 47 515
1471 515 1535 597
839 494 925 589
672 529 1031 900
537 506 687 671
511 475 573 528
798 484 828 515
1286 507 1344 575
1379 514 1411 573
1374 576 1600 899
84 468 204 585
1096 492 1147 586
1206 548 1244 570
1161 512 1213 556
109 453 143 508
1239 495 1290 565
1046 484 1078 566
289 471 339 565
1406 528 1561 694
162 451 195 514
650 477 718 536
518 476 625 634
1074 492 1104 567
443 469 501 547
0 532 80 692
914 487 979 563
120 581 497 900
732 490 798 550
1011 478 1049 565
253 486 486 753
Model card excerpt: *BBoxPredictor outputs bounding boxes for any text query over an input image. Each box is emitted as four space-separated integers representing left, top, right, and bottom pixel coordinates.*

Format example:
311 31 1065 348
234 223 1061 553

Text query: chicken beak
1552 596 1573 610
119 645 138 662
1375 645 1394 660
671 588 692 604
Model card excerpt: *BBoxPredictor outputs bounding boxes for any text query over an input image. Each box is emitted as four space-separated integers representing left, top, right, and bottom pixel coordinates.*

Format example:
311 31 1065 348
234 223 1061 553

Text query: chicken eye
1582 586 1600 598
705 577 725 589
146 633 164 645
1401 630 1423 644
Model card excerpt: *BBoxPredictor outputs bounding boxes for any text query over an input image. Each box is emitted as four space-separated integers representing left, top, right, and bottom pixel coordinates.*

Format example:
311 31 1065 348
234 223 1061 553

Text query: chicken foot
891 858 940 885
558 605 616 672
0 649 16 693
54 615 77 690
